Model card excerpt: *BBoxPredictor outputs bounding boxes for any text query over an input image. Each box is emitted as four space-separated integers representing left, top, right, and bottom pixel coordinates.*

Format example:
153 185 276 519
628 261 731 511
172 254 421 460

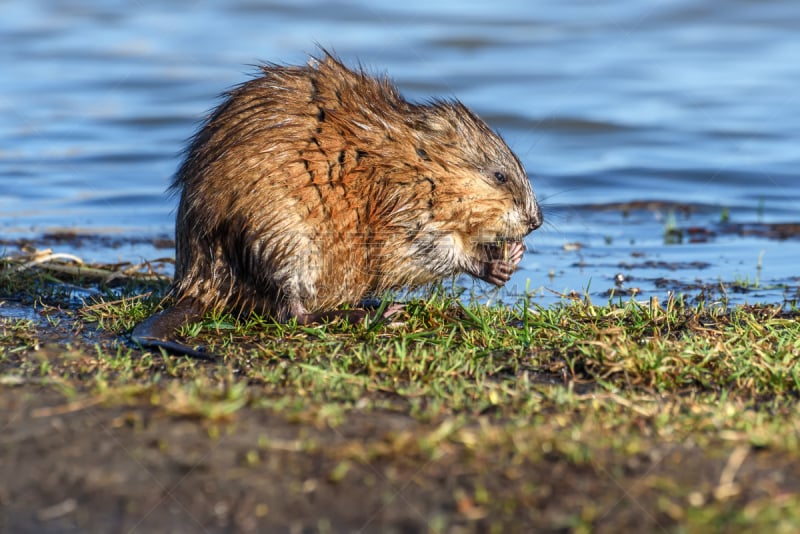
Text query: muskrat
132 51 542 357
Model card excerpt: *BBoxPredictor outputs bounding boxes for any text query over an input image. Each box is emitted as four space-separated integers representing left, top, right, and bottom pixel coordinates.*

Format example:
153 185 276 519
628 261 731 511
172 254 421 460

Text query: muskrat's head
409 101 542 256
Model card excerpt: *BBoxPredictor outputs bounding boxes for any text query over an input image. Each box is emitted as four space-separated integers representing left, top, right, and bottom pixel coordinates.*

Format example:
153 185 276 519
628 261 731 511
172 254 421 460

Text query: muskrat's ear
422 113 451 133
418 109 460 144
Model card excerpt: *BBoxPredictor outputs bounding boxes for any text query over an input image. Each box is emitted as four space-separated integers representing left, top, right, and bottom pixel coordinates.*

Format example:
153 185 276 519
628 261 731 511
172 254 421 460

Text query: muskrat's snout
502 190 542 241
527 204 543 233
522 194 543 235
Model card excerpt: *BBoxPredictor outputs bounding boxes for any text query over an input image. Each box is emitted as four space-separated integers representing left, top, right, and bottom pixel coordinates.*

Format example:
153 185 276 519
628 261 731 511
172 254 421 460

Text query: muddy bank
2 389 797 533
2 231 800 532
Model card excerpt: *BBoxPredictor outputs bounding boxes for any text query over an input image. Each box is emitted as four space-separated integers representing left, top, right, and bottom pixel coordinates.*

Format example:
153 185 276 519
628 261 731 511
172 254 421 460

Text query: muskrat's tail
131 300 215 360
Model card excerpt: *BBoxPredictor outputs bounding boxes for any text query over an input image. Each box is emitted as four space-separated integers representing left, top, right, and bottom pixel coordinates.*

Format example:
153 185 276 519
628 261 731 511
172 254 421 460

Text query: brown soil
4 374 798 533
1 320 799 534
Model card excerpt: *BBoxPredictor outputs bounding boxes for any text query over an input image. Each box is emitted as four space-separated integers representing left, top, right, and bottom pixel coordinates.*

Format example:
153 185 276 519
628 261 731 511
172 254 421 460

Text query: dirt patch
1 305 800 532
4 371 800 533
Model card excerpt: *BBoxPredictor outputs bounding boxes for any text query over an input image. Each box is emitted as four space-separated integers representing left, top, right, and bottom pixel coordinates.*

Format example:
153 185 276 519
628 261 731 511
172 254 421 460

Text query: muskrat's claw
505 241 526 266
485 240 525 265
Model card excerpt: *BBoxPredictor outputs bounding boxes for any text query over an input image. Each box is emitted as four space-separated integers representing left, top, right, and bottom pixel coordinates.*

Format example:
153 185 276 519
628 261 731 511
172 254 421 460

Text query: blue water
1 0 798 305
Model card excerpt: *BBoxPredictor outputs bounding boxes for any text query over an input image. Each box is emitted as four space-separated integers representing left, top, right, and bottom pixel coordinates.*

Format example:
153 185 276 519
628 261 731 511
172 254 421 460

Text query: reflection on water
1 0 798 304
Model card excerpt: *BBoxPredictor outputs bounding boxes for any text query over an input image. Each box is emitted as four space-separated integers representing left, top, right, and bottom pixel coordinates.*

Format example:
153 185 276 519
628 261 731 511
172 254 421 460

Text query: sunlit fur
170 51 541 320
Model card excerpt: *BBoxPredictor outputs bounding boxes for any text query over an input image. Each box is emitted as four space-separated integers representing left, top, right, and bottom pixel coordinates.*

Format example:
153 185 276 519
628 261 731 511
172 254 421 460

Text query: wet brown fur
168 51 542 323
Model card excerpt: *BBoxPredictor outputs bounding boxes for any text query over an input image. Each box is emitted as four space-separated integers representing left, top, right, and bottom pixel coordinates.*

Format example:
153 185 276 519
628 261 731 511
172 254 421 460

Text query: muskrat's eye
494 171 507 184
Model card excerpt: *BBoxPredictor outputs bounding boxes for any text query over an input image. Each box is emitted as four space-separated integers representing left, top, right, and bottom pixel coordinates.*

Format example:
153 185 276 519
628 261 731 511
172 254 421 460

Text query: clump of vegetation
2 248 800 532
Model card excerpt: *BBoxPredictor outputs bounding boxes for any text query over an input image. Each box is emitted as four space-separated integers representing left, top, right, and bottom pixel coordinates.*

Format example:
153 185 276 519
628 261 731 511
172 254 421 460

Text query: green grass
2 250 800 531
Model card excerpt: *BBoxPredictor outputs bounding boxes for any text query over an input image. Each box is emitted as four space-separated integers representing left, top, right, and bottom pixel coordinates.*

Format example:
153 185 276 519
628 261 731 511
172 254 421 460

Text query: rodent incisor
133 51 542 357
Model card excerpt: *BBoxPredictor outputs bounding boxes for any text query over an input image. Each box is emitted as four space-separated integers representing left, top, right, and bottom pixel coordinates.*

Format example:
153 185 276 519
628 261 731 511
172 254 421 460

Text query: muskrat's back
159 51 542 332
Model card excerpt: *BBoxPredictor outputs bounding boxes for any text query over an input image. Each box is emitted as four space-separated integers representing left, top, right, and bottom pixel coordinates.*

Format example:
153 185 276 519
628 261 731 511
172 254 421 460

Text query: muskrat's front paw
478 241 526 286
479 260 516 286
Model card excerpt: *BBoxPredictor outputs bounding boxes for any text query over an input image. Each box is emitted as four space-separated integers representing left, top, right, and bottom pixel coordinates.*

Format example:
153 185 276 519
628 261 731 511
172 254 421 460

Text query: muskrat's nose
527 209 543 233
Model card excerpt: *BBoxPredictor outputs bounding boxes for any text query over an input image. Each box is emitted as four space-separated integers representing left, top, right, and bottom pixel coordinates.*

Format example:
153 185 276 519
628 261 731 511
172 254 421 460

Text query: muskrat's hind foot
131 300 215 360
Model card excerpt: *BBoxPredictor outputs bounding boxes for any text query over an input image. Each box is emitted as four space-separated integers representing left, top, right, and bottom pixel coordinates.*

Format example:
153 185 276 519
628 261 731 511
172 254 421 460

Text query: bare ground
2 327 800 533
